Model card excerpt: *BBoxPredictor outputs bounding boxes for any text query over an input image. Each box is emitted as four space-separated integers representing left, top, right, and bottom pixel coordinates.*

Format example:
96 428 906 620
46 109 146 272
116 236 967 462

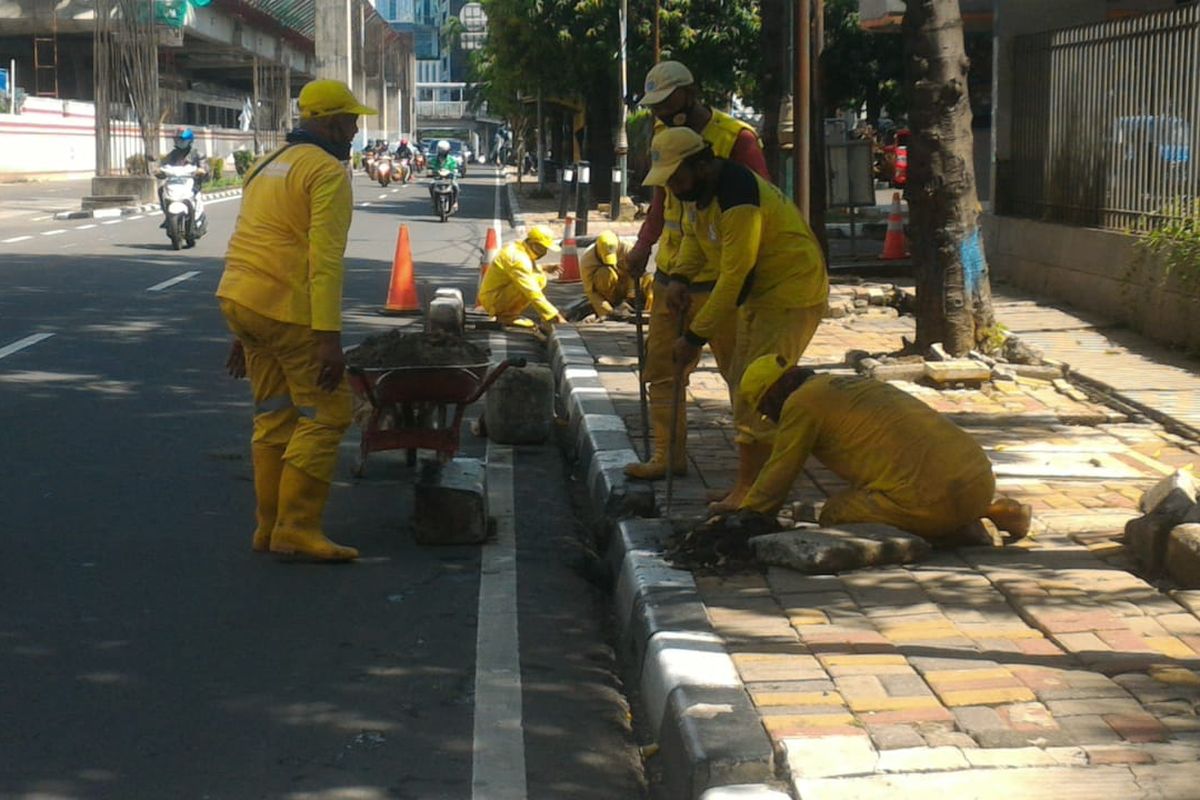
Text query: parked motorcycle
157 163 207 250
430 167 457 223
376 154 393 187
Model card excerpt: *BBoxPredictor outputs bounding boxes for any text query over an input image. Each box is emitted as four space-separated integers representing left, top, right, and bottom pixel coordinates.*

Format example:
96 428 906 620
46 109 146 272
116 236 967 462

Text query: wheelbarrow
346 356 526 476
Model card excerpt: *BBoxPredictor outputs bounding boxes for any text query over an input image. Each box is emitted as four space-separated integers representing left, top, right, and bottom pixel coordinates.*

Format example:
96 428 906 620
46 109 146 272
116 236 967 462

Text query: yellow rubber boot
624 401 687 480
251 443 286 552
270 463 359 562
709 441 773 514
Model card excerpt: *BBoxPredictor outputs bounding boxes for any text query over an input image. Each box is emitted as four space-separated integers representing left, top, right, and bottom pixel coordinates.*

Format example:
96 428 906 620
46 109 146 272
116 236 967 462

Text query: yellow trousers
586 267 654 317
220 299 352 483
729 303 825 445
481 270 548 324
642 284 737 415
819 467 996 540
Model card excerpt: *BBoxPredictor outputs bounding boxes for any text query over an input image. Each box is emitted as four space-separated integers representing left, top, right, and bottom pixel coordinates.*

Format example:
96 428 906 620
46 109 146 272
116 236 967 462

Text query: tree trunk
759 0 787 180
902 0 995 356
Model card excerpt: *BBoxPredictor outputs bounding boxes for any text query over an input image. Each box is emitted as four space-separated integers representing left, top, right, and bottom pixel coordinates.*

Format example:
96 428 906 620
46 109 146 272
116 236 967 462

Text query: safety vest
658 110 760 277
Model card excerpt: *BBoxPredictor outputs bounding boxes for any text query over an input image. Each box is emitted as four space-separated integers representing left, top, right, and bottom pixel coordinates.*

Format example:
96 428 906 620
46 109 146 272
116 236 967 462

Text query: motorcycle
364 151 378 180
396 157 413 184
413 150 427 173
157 163 207 250
376 154 393 187
430 168 457 223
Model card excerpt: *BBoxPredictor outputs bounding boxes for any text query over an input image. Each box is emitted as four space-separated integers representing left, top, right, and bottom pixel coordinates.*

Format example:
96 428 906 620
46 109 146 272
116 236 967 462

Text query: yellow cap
298 79 377 119
642 61 694 106
643 127 707 187
739 354 789 414
525 224 561 253
596 231 620 266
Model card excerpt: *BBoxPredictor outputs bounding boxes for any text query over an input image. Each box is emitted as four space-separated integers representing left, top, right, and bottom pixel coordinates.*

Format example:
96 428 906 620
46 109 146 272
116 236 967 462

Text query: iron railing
1005 3 1200 231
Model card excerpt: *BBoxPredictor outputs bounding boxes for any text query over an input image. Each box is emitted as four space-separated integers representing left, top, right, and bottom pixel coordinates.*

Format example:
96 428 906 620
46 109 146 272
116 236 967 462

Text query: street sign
0 68 8 94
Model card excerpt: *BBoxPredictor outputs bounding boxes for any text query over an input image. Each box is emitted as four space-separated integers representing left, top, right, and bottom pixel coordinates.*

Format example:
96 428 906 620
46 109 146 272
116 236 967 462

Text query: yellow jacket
580 238 631 316
657 110 758 278
217 143 352 331
742 375 994 514
479 240 560 321
680 163 828 344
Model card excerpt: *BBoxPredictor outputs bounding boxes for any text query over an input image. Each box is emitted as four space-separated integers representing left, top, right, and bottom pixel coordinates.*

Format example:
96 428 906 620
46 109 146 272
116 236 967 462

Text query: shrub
1137 198 1200 288
210 156 224 181
233 149 256 176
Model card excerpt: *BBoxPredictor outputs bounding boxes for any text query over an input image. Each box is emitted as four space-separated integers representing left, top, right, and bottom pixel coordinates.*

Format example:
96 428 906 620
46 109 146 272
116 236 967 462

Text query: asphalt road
0 168 643 799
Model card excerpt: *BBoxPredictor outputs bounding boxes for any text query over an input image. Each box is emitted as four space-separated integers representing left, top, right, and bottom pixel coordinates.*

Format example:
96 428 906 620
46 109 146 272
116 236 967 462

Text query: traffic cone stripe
475 226 500 310
383 224 420 314
558 213 582 283
880 191 909 261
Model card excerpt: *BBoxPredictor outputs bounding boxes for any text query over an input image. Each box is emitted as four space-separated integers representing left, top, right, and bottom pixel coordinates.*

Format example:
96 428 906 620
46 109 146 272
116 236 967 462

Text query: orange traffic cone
557 213 581 283
475 226 500 309
880 191 909 261
382 224 420 314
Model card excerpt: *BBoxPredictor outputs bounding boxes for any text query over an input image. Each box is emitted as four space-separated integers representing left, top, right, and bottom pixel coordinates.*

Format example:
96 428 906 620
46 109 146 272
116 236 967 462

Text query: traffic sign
0 68 8 94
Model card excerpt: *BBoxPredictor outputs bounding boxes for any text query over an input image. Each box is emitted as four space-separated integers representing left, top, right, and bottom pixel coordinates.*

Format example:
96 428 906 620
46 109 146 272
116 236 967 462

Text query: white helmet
437 139 451 154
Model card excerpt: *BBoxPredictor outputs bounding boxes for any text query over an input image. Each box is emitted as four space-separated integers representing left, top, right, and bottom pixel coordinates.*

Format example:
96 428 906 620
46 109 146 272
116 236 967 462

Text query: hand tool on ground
664 314 686 516
633 283 650 462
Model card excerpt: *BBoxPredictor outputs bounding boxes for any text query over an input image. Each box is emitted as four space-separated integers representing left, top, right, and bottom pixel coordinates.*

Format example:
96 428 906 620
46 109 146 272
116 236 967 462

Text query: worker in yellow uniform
625 61 771 481
643 126 829 513
478 225 567 329
217 79 375 562
735 354 1033 542
579 230 653 321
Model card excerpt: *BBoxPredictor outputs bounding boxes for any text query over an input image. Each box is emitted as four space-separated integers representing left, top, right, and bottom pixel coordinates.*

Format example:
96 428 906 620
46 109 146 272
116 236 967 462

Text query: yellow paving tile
750 691 846 708
820 654 909 666
845 695 944 713
1149 665 1200 687
925 668 1018 685
1146 636 1197 660
762 713 857 733
939 687 1037 707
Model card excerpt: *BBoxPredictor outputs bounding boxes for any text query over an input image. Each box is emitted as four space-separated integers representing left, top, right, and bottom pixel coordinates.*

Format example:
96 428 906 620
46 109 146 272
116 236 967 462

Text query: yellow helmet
596 230 621 266
739 354 789 414
524 225 561 254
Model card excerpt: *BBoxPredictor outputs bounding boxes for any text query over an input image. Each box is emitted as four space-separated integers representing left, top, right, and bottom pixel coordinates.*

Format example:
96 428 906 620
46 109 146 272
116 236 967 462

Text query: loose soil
347 330 490 368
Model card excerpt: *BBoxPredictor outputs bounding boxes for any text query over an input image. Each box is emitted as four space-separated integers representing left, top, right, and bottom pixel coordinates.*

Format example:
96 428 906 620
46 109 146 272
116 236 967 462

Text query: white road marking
360 202 372 207
41 229 66 236
378 192 388 199
473 333 527 800
102 219 123 225
126 215 144 221
146 270 200 292
76 224 96 230
0 333 55 361
2 235 32 243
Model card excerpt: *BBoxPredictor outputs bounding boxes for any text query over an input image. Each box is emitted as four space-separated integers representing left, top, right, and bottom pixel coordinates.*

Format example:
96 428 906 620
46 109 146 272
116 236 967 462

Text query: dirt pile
347 330 490 368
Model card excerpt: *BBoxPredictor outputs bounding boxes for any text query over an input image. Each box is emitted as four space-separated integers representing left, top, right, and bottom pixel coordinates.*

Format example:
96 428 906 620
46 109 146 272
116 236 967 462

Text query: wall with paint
982 214 1200 353
0 97 255 180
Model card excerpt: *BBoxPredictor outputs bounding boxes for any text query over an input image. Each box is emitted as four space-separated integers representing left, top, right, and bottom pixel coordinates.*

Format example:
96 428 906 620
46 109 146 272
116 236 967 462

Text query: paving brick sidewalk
545 277 1200 798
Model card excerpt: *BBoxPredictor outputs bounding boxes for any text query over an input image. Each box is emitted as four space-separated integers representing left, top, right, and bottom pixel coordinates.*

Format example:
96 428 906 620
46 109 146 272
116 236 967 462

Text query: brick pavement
544 277 1200 796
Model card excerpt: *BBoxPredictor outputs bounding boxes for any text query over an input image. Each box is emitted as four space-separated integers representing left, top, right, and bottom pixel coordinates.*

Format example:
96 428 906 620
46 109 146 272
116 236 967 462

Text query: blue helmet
175 128 194 148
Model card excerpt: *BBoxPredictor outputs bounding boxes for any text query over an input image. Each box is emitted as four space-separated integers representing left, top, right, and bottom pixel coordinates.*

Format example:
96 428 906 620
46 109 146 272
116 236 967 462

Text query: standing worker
217 79 375 562
478 225 567 330
644 126 828 513
734 356 1033 543
624 61 770 481
579 231 653 321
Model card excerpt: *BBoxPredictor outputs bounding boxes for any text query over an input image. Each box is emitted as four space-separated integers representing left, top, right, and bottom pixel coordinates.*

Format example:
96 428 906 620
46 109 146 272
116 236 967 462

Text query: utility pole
613 0 629 220
792 0 811 219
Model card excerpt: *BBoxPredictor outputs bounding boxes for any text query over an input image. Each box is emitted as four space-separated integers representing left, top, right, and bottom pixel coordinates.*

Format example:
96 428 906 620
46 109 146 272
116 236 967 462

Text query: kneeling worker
735 355 1032 542
478 225 567 328
580 231 653 321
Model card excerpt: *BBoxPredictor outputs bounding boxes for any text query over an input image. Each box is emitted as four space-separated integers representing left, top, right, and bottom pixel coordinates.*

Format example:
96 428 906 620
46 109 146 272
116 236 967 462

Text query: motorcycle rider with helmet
427 139 460 212
157 128 208 226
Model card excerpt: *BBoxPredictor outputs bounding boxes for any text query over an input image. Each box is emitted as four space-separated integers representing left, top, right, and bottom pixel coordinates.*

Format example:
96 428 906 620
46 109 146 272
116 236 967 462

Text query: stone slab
1141 470 1197 515
1167 524 1200 589
925 360 993 383
412 457 488 545
751 524 932 575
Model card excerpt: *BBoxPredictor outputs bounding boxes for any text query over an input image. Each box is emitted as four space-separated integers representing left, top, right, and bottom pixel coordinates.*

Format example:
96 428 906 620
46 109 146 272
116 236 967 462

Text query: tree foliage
821 0 906 122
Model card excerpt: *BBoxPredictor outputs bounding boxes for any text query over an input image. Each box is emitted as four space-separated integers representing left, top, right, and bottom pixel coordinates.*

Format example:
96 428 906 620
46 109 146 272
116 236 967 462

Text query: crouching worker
478 225 567 330
735 355 1032 544
580 231 653 321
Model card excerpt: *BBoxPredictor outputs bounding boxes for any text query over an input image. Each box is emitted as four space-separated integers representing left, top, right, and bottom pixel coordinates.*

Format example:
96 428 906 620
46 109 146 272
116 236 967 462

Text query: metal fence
1006 3 1200 231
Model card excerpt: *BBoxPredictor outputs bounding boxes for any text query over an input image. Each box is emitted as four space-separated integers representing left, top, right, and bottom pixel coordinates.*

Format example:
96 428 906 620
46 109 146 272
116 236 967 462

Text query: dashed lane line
2 235 32 243
102 219 123 225
41 229 66 236
76 224 96 230
0 333 55 361
146 271 201 292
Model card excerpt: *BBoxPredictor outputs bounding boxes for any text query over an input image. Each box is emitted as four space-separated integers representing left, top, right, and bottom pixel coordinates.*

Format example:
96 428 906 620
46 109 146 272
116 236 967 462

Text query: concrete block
588 448 654 517
924 360 993 383
642 632 741 738
657 686 775 800
865 361 927 382
628 588 715 676
412 458 488 545
484 364 554 444
616 547 697 636
1140 470 1197 516
751 524 932 575
609 518 673 573
1167 524 1200 589
1125 514 1177 576
698 786 790 800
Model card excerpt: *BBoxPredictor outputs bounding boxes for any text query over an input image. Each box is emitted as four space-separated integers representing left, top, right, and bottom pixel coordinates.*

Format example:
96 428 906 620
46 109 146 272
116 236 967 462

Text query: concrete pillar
314 0 354 84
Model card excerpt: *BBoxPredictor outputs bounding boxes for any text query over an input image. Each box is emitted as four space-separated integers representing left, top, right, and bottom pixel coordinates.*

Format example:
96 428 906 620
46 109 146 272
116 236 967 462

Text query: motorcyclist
394 138 414 161
427 139 459 211
157 128 207 225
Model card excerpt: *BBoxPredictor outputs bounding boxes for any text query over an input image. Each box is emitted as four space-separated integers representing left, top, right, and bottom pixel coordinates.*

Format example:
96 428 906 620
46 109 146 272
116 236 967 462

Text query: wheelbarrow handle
346 366 382 409
465 357 526 404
